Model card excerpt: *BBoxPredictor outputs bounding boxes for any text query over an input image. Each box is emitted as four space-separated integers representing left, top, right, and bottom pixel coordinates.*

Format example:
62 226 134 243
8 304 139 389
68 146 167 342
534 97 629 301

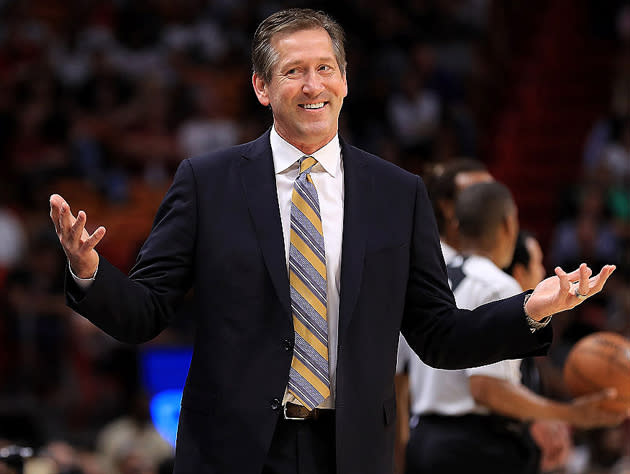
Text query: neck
441 236 459 252
459 241 505 268
274 126 337 155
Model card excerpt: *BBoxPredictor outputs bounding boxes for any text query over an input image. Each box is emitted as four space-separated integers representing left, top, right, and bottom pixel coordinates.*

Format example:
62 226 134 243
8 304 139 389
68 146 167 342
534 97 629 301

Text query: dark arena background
0 1 629 473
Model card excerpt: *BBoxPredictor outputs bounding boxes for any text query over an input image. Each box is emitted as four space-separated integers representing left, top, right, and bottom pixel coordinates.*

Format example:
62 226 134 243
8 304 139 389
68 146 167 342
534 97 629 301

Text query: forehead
271 27 336 64
454 170 493 192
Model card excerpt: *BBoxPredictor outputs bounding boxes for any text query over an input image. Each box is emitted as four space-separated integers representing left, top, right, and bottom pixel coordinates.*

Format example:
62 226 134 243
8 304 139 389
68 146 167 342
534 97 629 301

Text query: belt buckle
283 404 309 421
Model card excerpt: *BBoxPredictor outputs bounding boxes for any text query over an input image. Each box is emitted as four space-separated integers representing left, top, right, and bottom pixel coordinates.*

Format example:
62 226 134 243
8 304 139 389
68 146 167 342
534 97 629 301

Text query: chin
301 125 334 140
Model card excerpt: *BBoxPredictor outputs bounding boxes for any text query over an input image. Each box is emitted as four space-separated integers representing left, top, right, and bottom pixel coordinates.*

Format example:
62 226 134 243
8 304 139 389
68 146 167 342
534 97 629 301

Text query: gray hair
252 8 347 84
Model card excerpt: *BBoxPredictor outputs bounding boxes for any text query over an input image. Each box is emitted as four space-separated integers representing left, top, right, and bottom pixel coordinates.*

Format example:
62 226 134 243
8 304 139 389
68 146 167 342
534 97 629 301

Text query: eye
319 65 332 72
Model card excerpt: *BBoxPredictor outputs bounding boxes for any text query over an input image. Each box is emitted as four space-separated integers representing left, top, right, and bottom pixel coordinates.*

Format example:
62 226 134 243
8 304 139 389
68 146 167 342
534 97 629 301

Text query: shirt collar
270 125 340 177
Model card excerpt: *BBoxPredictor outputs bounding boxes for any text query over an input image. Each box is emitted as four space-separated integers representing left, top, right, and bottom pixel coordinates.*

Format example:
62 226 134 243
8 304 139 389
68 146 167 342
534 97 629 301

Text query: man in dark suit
49 8 616 474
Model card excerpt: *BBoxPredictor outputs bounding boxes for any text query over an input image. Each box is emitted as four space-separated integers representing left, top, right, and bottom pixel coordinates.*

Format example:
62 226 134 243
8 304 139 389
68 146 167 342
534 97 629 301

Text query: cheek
335 80 348 99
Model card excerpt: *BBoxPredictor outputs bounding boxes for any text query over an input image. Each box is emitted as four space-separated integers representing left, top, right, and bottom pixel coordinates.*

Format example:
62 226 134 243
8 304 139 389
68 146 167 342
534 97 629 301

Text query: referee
399 182 624 474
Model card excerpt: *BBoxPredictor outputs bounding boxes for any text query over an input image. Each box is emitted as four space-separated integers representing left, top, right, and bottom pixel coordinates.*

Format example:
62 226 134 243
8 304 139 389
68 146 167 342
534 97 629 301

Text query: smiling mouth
299 102 327 110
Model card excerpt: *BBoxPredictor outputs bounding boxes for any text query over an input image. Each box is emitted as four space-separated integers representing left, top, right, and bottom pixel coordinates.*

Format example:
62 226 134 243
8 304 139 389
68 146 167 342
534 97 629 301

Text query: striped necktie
287 156 330 410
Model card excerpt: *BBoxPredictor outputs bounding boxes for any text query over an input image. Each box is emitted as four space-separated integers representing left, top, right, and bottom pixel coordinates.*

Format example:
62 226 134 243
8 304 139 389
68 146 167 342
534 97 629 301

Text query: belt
283 402 334 421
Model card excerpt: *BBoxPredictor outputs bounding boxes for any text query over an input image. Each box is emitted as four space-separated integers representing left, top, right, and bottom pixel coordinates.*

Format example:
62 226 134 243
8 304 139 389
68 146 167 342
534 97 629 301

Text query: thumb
580 388 618 404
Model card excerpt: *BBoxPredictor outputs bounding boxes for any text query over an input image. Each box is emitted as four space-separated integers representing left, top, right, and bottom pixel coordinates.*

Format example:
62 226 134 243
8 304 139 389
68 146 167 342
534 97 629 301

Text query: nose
302 70 324 96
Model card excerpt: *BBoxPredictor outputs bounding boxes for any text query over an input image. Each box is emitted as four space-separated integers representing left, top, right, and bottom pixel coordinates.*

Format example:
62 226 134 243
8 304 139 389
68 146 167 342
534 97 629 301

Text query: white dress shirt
270 126 344 409
397 255 523 417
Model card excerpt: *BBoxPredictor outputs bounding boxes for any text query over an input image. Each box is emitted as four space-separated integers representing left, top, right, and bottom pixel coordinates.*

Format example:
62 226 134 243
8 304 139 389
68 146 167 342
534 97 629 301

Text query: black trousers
405 414 540 474
263 412 336 474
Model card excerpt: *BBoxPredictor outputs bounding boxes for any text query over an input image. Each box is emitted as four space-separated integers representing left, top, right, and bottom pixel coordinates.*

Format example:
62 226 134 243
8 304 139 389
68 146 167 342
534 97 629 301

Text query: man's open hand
49 194 105 279
525 263 615 321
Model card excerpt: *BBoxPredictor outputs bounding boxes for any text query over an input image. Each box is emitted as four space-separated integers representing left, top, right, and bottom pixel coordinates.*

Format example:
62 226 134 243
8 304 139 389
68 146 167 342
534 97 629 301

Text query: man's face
252 28 348 154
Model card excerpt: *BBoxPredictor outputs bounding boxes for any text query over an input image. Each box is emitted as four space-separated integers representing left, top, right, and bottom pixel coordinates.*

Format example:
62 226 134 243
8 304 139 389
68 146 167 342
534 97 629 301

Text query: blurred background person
506 231 572 474
400 182 623 474
394 157 492 472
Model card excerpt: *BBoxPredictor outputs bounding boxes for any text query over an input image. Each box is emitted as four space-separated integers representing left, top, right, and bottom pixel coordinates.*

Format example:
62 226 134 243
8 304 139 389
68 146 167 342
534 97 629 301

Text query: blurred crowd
0 0 628 473
540 3 630 472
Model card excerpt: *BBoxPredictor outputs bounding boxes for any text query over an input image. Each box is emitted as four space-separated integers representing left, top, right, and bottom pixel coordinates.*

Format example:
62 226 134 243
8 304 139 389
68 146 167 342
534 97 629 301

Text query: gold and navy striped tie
287 156 330 410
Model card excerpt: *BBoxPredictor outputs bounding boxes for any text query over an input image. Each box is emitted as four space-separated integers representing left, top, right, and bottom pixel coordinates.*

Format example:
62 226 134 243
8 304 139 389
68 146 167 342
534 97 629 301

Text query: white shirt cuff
68 262 97 290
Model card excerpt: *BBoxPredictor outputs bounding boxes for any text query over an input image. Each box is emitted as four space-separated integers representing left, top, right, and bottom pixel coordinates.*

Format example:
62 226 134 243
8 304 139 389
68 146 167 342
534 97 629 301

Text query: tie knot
299 156 317 175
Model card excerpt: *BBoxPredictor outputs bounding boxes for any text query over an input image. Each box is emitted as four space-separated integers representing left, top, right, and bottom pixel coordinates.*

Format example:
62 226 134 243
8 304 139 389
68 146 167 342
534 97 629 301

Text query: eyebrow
279 56 337 69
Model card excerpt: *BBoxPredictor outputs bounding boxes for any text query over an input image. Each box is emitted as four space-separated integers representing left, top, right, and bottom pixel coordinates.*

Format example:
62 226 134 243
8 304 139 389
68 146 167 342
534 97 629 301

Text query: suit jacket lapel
339 139 369 340
239 131 291 316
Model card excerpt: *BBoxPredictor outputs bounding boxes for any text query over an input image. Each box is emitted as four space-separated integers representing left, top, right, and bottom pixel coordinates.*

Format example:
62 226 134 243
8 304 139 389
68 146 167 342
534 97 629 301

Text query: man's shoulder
460 256 522 298
187 132 270 170
342 140 419 184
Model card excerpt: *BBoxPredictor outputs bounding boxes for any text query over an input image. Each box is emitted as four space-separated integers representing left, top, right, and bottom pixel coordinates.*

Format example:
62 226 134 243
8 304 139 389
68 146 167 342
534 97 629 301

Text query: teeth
302 102 325 109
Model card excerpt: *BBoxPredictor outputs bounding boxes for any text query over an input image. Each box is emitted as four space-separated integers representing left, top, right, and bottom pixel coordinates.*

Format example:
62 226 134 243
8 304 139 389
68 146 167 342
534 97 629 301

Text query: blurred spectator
40 440 88 474
176 85 240 157
598 117 630 185
550 184 619 273
386 67 442 162
4 229 71 401
96 393 172 474
0 205 26 270
113 76 182 185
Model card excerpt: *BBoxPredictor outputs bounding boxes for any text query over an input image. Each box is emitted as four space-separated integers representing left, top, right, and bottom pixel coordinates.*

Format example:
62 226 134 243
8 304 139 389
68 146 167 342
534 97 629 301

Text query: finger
58 200 77 237
587 265 616 294
561 266 583 281
70 210 87 243
595 387 618 402
83 226 106 251
554 266 571 294
577 388 617 405
602 412 627 426
577 263 591 296
49 194 66 234
50 209 61 236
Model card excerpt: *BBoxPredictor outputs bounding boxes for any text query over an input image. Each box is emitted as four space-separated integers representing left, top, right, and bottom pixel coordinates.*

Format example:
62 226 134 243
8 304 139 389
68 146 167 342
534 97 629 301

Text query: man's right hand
567 388 629 429
49 194 106 279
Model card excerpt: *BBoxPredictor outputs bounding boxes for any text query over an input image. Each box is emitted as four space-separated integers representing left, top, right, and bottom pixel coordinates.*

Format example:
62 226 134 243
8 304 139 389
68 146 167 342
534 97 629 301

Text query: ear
508 213 519 240
342 71 348 99
502 211 518 238
438 200 455 223
252 73 270 107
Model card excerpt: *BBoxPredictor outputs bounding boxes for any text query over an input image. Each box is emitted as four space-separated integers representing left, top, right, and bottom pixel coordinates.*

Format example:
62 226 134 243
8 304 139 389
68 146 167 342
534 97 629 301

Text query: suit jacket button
283 338 294 351
271 398 281 411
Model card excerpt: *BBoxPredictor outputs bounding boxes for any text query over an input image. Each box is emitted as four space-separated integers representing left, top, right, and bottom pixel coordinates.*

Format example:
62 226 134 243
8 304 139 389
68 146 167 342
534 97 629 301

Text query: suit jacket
66 131 552 474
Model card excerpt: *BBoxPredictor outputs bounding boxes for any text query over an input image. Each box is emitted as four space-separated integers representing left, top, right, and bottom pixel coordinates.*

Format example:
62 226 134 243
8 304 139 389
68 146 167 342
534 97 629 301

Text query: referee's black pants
405 414 541 474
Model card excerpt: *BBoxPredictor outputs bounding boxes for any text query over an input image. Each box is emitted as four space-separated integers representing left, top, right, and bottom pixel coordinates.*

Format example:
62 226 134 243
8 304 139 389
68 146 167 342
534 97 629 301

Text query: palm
525 263 616 320
49 194 106 278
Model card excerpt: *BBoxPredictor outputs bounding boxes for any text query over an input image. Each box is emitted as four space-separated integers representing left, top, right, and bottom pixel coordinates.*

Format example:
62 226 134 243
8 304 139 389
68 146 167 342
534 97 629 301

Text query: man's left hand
524 263 616 321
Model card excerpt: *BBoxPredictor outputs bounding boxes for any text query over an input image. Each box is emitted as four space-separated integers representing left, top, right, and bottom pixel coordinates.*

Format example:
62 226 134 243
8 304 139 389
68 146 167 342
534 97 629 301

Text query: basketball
563 331 630 413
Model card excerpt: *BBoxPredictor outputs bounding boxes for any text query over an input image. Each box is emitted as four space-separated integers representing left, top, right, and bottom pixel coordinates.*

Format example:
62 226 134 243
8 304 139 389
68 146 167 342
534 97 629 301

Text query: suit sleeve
400 176 552 369
65 159 198 343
